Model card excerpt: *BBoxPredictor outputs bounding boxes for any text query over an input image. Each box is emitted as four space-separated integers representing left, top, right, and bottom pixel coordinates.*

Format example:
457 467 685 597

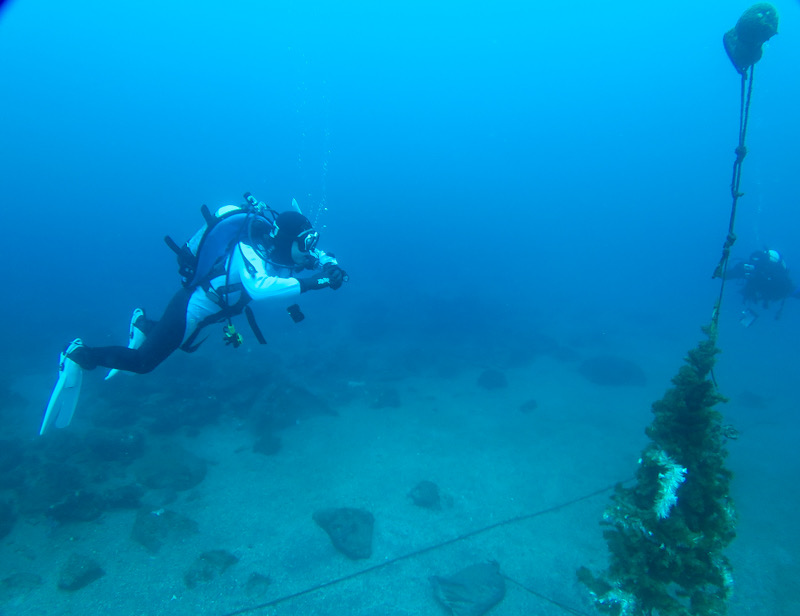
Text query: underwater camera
287 304 305 323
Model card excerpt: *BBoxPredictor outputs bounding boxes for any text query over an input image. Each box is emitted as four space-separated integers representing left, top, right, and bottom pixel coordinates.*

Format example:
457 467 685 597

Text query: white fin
40 339 84 435
106 308 146 380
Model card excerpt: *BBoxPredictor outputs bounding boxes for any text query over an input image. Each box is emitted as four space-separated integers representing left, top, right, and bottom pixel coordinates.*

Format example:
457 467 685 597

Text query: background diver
40 193 347 435
726 248 799 325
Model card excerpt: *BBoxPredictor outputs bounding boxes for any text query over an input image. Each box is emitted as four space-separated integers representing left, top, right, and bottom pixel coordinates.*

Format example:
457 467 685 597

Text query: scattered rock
430 561 506 616
253 433 282 456
103 484 145 510
255 384 337 433
0 439 24 474
477 369 507 390
578 356 646 387
57 553 105 591
142 488 179 509
85 429 145 464
519 399 538 413
131 508 199 554
26 460 87 511
144 389 223 435
134 446 207 492
408 481 441 510
184 550 239 589
313 507 374 560
0 460 25 491
245 572 272 596
47 491 104 523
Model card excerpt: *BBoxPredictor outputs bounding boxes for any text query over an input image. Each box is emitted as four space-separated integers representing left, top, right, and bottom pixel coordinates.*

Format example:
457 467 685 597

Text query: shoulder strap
164 235 182 256
200 204 215 226
244 305 267 344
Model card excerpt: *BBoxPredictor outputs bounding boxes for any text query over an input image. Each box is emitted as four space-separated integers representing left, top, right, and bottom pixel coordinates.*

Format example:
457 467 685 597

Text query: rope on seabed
218 478 633 616
502 574 594 616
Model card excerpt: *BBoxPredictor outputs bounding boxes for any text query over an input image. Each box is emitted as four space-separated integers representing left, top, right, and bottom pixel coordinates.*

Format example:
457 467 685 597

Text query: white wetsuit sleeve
233 243 302 300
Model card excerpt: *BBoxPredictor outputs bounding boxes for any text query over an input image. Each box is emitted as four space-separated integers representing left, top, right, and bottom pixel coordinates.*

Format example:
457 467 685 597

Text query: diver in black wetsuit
727 249 799 324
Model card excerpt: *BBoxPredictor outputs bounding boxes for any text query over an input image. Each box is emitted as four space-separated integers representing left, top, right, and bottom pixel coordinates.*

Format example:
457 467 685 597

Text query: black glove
324 264 347 290
298 265 347 293
298 272 331 293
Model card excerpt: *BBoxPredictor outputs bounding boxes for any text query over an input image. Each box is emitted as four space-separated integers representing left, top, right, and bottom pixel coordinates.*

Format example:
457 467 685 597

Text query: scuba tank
165 193 278 289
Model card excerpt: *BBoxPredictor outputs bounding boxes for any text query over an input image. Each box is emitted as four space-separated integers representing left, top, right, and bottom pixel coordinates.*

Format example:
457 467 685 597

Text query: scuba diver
727 248 799 325
40 193 347 435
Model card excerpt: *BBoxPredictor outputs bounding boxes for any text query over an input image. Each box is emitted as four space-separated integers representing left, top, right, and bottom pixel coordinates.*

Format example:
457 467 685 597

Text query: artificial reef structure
578 324 735 616
579 4 779 615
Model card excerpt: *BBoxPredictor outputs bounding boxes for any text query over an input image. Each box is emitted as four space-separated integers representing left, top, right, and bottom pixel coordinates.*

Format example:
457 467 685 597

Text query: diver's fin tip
40 339 84 435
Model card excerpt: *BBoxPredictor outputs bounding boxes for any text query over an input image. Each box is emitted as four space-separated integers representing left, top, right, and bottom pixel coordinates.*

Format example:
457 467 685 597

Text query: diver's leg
104 308 149 379
69 289 192 374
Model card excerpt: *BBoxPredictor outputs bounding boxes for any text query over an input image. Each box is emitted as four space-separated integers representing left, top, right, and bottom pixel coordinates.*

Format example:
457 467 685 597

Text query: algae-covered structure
723 3 778 75
579 324 736 616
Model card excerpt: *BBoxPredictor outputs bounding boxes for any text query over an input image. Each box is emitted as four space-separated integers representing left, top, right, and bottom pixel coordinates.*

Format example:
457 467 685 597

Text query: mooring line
218 478 629 616
502 574 594 616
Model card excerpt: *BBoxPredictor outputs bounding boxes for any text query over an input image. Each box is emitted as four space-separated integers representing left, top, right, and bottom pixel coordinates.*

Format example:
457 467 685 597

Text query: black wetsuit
69 288 193 374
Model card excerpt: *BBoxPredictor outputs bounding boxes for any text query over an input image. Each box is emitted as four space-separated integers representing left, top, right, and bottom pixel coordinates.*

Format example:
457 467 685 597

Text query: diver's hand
298 265 348 292
298 273 331 293
323 264 347 290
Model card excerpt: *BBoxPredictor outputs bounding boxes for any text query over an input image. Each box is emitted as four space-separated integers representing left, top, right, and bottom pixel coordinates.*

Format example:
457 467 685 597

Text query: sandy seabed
1 338 799 616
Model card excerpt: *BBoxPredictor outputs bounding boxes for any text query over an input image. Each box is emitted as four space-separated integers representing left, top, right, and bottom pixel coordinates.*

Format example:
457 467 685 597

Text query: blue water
1 0 799 614
3 0 796 350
